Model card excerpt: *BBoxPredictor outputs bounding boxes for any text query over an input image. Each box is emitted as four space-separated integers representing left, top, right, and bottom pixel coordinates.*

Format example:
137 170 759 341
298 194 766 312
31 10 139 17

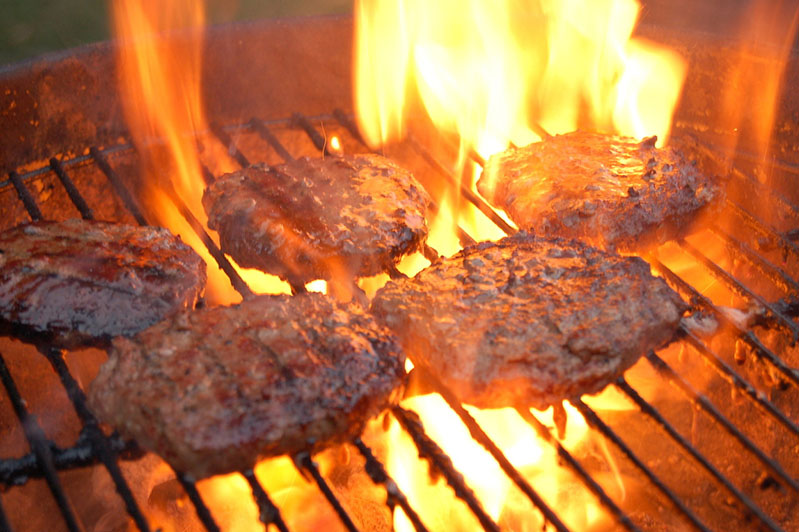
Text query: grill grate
0 111 798 531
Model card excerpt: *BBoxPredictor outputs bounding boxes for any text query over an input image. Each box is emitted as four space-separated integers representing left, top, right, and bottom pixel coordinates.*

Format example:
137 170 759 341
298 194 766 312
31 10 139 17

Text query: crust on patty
371 232 686 409
89 293 406 479
203 154 432 285
477 131 723 252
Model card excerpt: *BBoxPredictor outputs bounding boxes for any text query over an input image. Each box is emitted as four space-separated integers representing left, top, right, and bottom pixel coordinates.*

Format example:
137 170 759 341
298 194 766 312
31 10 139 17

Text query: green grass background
0 0 352 65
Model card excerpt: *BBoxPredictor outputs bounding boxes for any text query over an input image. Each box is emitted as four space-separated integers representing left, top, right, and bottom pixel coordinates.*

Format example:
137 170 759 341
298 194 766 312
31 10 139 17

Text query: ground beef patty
477 132 722 252
89 293 406 479
203 154 432 285
0 219 206 348
371 232 686 409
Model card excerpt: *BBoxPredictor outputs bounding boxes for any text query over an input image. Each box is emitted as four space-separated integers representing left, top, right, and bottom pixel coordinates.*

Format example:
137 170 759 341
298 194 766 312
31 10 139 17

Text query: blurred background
0 0 352 65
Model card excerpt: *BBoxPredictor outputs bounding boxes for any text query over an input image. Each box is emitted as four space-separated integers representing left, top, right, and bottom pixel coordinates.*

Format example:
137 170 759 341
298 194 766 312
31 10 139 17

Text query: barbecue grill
2 11 799 532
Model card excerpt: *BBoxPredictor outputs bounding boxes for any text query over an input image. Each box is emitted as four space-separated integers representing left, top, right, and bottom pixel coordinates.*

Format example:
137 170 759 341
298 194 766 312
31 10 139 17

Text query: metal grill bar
49 158 95 220
680 328 799 437
38 346 153 532
2 113 799 532
392 406 501 532
242 469 290 532
514 407 640 532
0 497 12 532
210 123 251 168
176 473 221 532
710 223 799 293
89 147 149 226
644 352 799 493
724 199 799 260
89 147 254 300
405 134 515 235
0 434 140 486
296 453 360 532
8 171 44 221
249 118 296 162
678 237 799 340
352 437 430 532
412 366 570 532
4 168 177 531
573 398 711 532
161 182 255 300
614 377 783 532
0 352 86 532
292 113 337 157
651 257 799 388
686 138 799 221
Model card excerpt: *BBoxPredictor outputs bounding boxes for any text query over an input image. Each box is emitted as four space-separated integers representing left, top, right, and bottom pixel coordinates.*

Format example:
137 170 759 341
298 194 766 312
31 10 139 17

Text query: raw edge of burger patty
202 154 432 285
0 219 206 349
370 232 687 410
476 131 724 252
88 292 406 479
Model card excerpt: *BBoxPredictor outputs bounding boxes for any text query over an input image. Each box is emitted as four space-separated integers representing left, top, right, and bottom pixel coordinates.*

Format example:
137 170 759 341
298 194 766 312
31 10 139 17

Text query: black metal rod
677 238 799 341
160 182 255 300
687 139 799 219
0 352 85 532
291 113 337 156
8 171 44 221
710 223 799 293
249 118 296 162
0 497 13 532
176 473 221 532
573 398 711 532
725 199 799 260
515 407 640 532
406 135 517 236
352 438 430 532
38 346 152 532
412 366 570 532
49 158 95 220
296 453 360 532
241 469 290 532
651 257 799 388
727 159 799 216
680 328 799 437
210 123 251 168
645 351 799 493
0 433 141 486
392 406 501 532
615 377 783 532
89 147 149 226
199 163 216 186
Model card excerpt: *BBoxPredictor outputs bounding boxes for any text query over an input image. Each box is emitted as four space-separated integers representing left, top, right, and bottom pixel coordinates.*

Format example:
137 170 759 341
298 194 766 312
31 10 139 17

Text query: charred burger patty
89 293 406 479
203 154 432 285
477 131 721 251
371 232 686 409
0 219 206 348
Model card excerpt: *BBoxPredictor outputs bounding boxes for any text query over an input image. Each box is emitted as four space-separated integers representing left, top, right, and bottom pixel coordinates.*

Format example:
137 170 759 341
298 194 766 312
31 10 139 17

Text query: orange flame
354 0 689 526
355 0 687 158
113 0 290 304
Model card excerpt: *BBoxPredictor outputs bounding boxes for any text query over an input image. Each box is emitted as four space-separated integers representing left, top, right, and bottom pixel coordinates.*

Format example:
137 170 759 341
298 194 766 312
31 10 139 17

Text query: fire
354 0 688 527
113 0 289 304
355 0 686 159
107 0 797 528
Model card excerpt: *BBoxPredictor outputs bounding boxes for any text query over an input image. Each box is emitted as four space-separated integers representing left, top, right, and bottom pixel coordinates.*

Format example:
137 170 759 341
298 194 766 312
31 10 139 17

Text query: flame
355 0 686 158
113 0 290 303
377 395 625 531
354 1 690 526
